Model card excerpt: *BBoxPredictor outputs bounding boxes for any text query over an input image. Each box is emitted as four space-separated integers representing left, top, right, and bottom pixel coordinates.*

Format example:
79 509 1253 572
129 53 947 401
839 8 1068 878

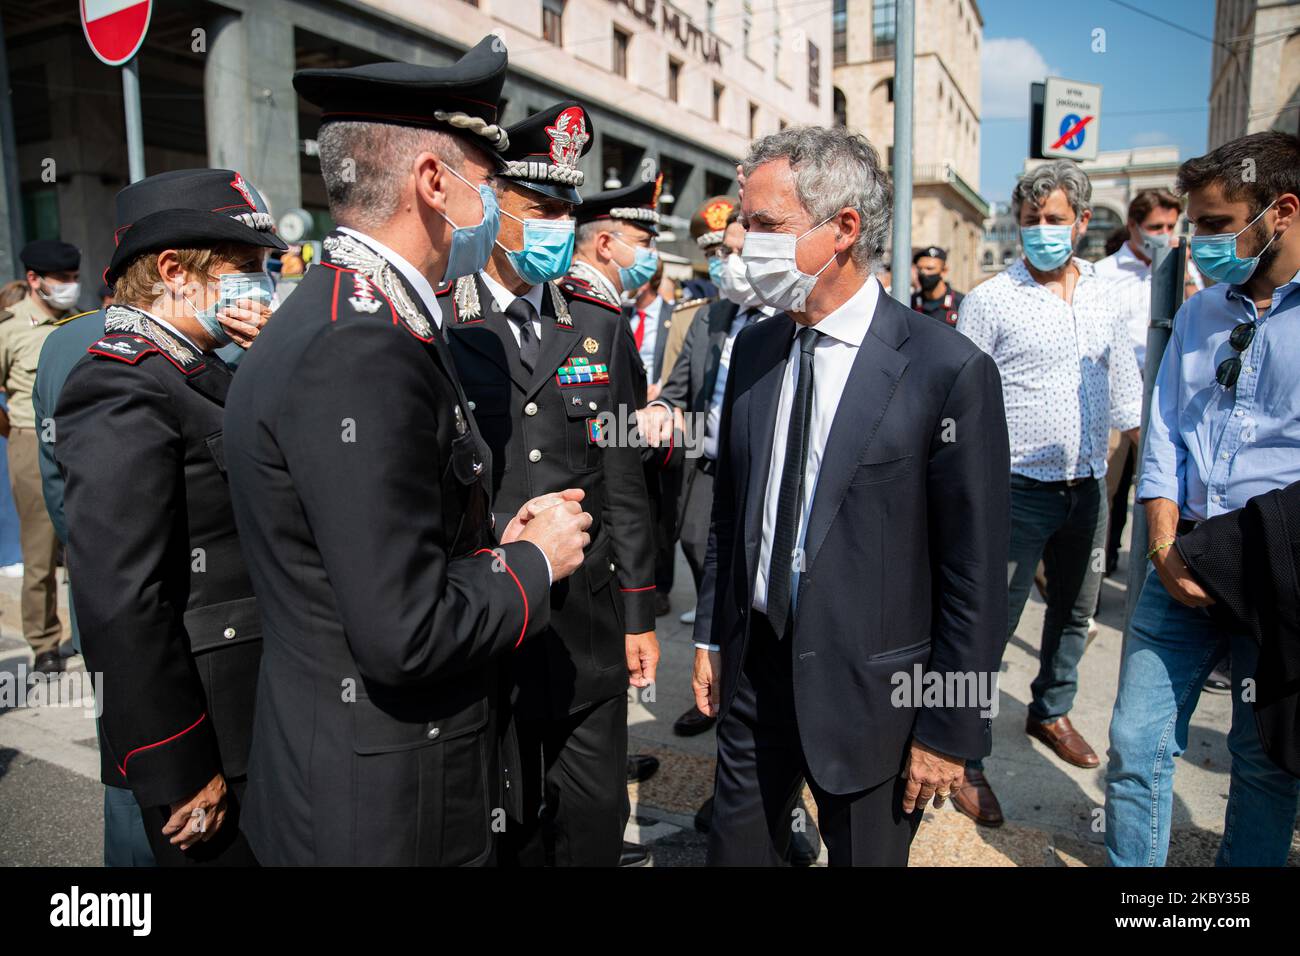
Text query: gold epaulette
673 297 712 312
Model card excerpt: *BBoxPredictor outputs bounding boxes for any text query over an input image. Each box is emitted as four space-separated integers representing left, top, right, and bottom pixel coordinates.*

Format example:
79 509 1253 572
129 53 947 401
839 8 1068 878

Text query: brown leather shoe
950 767 1003 827
1026 714 1100 768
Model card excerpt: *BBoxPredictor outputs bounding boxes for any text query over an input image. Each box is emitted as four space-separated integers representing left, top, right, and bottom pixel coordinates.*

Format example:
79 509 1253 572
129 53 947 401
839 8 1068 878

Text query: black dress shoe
619 841 650 866
672 704 716 737
627 754 659 783
33 651 64 674
654 593 671 617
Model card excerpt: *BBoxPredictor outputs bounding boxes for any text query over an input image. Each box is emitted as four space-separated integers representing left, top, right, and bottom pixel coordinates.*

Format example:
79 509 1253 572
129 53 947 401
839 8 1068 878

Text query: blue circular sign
1058 113 1086 151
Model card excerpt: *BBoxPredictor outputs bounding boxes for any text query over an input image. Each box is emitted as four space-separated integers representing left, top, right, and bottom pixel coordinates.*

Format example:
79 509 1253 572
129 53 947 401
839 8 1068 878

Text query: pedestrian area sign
1041 77 1102 161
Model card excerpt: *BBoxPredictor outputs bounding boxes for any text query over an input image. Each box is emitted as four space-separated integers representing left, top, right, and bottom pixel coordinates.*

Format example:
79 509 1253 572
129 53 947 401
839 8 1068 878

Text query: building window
833 87 847 127
706 0 716 33
773 5 782 74
807 40 820 106
742 2 753 58
873 0 896 59
712 82 724 123
668 57 682 102
833 0 848 66
749 102 759 138
542 0 564 47
612 27 630 77
886 77 894 102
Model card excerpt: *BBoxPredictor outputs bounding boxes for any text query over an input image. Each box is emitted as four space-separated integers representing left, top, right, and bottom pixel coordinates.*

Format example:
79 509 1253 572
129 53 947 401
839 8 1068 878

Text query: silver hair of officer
1012 159 1093 220
742 126 893 270
317 120 468 232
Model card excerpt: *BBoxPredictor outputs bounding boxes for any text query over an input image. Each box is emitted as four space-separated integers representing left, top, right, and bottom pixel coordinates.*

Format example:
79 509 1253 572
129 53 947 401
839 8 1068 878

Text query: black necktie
766 326 819 638
506 298 539 371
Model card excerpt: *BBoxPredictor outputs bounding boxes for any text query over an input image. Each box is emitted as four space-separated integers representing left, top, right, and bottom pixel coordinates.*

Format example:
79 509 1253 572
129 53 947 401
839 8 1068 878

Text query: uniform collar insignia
548 281 573 328
103 305 202 371
568 260 620 306
454 274 483 322
322 231 434 339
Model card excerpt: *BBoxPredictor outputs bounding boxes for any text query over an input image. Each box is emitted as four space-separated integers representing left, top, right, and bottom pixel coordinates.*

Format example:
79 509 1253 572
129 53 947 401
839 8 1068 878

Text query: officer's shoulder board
86 333 163 366
673 297 711 314
557 276 620 315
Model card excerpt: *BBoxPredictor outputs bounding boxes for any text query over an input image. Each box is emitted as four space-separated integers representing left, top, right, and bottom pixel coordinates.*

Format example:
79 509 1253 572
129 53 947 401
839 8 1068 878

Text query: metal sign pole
122 57 145 184
889 0 914 304
1122 243 1184 635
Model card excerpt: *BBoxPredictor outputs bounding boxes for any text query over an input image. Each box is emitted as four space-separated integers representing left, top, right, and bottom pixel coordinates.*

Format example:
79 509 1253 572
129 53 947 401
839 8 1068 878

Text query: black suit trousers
708 612 923 866
500 692 629 867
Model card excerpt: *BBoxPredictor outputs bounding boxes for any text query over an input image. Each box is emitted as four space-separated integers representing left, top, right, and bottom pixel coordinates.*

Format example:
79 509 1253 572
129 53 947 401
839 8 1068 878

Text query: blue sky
978 0 1216 203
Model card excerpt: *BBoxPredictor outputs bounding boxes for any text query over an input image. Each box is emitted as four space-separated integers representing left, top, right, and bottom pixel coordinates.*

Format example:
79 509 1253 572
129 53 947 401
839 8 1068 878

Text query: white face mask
39 279 80 310
741 217 836 312
717 252 763 308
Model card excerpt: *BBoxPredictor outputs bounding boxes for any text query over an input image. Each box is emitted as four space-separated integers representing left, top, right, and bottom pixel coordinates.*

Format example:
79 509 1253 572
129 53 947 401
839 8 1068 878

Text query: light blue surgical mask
707 254 727 287
1189 200 1278 285
187 271 275 349
1020 224 1076 271
613 234 659 291
440 165 501 282
498 211 575 285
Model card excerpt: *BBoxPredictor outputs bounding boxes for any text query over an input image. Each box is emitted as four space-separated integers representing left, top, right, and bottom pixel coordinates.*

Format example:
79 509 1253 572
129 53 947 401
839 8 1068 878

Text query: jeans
970 474 1106 771
1105 569 1300 866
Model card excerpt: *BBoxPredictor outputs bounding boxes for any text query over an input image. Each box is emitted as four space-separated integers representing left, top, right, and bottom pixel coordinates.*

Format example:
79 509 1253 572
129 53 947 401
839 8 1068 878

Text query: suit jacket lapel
471 275 534 392
742 314 796 560
800 295 911 574
698 300 739 412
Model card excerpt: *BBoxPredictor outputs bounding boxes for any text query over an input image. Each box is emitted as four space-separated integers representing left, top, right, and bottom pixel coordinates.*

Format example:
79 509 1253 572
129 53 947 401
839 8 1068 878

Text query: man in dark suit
54 168 285 865
442 102 656 867
223 41 591 866
692 127 1010 866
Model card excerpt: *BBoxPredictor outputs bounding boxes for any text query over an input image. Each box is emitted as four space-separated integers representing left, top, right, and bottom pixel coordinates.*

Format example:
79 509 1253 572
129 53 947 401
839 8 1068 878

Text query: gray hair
742 126 892 268
317 121 467 231
1012 160 1092 220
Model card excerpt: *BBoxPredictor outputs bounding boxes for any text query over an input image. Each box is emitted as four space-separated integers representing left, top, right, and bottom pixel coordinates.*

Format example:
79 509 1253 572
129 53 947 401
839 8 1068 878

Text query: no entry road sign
80 0 152 68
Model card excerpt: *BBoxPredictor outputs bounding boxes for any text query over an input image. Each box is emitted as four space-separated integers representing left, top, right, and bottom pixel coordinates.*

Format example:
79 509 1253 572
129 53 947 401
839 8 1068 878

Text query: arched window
833 87 847 127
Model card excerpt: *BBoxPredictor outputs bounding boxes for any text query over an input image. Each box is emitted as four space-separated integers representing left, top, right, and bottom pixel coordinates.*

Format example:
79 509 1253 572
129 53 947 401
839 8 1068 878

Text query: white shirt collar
1115 240 1150 273
479 269 544 316
806 274 879 347
338 227 444 329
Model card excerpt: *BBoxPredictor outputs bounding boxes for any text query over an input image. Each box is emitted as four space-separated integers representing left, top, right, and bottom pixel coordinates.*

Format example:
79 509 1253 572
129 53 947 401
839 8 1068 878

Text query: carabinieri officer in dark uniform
223 40 591 866
442 102 657 867
910 245 964 327
54 168 285 865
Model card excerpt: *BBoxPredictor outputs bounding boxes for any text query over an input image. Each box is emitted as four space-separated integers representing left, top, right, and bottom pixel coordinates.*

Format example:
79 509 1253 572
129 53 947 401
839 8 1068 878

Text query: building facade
832 0 987 293
1207 0 1300 149
0 0 832 297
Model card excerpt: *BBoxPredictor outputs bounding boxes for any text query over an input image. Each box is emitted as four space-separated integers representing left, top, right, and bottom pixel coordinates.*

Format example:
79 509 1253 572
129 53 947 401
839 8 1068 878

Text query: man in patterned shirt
954 160 1142 827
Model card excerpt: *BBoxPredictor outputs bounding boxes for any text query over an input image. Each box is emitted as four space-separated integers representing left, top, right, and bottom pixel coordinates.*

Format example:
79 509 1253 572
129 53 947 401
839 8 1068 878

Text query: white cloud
1129 129 1172 147
981 38 1053 120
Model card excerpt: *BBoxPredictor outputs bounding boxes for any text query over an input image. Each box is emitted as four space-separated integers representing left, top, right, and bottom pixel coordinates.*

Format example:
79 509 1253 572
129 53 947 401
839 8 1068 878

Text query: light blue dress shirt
1137 269 1300 521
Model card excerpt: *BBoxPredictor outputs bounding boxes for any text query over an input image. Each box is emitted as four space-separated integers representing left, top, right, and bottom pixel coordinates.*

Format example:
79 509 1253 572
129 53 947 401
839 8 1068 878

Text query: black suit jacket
658 298 738 420
697 286 1010 794
224 231 551 865
55 306 261 809
444 272 654 717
